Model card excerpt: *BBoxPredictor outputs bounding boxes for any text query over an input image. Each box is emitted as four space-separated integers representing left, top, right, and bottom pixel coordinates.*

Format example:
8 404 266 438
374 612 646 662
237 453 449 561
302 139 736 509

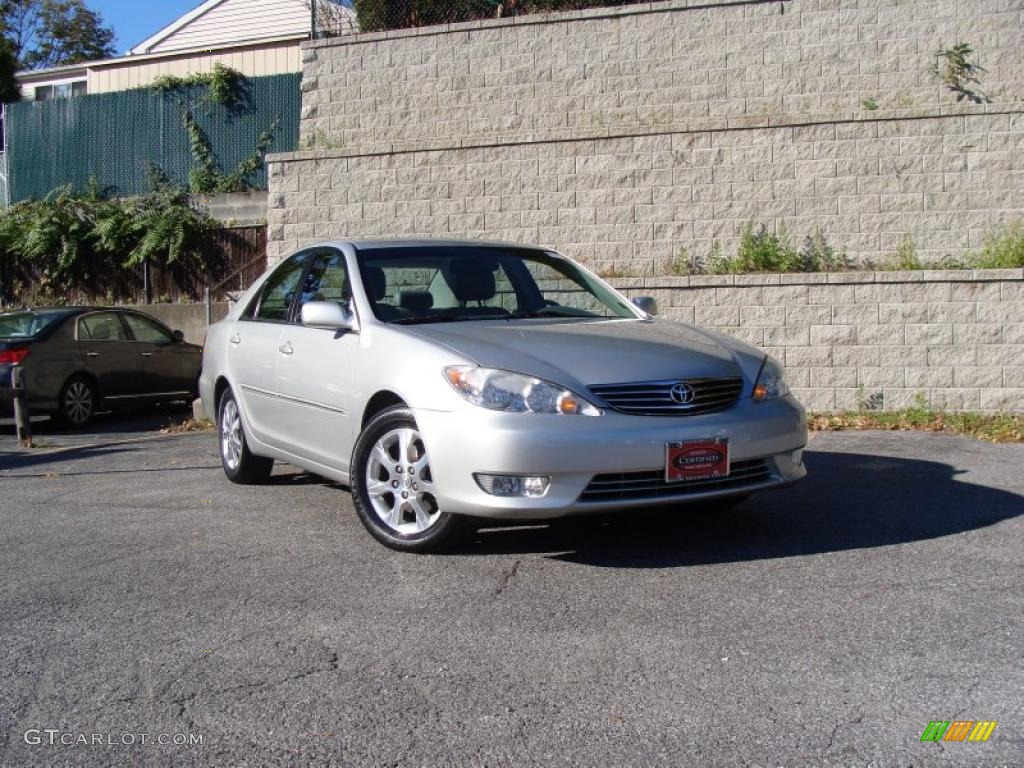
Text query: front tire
350 406 465 553
218 388 273 484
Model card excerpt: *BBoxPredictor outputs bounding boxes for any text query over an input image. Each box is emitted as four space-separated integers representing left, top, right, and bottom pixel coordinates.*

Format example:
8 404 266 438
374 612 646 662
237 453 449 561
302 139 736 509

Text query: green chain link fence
5 73 301 203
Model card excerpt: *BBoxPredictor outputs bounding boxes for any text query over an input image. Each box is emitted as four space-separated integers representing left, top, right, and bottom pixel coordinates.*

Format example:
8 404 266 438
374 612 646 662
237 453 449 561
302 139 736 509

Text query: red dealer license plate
665 438 730 483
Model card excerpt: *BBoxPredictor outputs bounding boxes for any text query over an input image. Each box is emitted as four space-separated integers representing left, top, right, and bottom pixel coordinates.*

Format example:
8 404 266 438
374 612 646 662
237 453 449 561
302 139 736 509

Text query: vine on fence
149 65 281 194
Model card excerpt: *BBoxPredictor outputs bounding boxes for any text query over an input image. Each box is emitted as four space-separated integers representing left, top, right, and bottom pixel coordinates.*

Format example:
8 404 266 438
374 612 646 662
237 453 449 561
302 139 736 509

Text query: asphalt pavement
0 416 1021 767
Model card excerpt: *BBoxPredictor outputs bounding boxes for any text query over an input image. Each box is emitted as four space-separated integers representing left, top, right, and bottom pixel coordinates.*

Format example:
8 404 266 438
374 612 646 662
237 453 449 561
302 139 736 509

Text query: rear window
0 311 66 339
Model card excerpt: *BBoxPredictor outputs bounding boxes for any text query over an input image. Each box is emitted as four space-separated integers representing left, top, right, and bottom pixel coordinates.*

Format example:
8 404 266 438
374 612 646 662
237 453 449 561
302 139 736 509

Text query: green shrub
890 235 922 271
654 221 1024 277
972 223 1024 268
0 173 217 302
797 230 850 272
734 222 798 273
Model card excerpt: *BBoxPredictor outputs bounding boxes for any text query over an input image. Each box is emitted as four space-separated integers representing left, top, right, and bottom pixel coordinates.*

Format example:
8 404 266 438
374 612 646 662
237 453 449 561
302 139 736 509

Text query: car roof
0 306 147 318
337 238 548 252
0 306 94 316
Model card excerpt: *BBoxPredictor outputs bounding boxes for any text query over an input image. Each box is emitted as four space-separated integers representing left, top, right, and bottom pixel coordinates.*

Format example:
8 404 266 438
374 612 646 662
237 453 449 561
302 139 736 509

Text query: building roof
129 0 355 56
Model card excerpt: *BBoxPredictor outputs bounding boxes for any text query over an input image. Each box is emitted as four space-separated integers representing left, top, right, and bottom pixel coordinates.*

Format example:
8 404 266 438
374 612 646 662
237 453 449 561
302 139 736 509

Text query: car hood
402 318 758 392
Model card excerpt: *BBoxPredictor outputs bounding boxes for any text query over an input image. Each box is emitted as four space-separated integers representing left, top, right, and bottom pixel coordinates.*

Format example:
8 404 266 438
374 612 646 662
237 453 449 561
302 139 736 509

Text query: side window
296 251 350 316
246 252 312 322
77 312 131 342
122 314 173 344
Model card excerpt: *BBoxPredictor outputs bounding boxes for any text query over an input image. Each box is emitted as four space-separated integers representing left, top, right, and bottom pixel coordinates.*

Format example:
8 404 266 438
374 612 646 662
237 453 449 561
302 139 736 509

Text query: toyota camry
199 240 807 552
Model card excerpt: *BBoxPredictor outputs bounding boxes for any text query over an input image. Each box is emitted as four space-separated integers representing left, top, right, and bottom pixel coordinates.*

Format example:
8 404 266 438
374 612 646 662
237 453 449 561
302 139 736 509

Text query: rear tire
350 406 466 553
59 375 97 428
218 388 273 484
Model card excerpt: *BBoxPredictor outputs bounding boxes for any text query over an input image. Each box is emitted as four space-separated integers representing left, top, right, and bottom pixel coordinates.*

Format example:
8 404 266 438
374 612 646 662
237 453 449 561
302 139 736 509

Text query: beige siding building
17 0 355 100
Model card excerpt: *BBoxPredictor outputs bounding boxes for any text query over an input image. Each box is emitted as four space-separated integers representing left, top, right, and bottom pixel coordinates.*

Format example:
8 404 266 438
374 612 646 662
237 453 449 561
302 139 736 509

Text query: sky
90 0 201 53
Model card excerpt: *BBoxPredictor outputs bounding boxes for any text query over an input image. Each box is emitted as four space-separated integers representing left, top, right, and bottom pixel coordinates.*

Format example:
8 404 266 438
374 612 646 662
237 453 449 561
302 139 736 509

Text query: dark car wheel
218 388 273 484
350 406 466 553
59 375 97 428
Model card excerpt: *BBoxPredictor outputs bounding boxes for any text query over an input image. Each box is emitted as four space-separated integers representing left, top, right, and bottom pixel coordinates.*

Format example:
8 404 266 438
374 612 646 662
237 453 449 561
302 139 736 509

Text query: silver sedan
200 240 807 552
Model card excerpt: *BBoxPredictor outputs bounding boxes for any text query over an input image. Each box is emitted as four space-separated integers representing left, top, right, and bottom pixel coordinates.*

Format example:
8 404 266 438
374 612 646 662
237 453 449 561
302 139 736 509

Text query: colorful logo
921 721 997 742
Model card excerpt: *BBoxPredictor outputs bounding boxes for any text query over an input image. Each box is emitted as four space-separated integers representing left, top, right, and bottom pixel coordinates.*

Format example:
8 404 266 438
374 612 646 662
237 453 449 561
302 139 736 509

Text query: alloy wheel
64 381 94 425
365 427 441 535
221 398 243 471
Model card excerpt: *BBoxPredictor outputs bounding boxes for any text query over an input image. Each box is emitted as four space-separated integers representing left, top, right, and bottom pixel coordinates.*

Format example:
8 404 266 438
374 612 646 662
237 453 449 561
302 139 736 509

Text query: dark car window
77 312 131 341
246 252 313 322
296 251 350 315
122 313 174 344
0 311 66 338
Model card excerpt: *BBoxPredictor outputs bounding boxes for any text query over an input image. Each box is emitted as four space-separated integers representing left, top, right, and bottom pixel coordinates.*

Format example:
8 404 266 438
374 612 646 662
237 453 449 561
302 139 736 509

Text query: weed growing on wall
930 42 989 104
973 223 1024 268
669 222 1024 276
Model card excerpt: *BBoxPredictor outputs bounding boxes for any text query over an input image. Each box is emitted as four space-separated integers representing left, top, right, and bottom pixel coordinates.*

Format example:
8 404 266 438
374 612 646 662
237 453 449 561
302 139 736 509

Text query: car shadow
456 450 1023 567
0 402 195 438
0 444 138 472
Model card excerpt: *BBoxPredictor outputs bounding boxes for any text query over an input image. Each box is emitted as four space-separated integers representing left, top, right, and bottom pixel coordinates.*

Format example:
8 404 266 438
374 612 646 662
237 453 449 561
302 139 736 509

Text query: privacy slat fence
5 74 301 203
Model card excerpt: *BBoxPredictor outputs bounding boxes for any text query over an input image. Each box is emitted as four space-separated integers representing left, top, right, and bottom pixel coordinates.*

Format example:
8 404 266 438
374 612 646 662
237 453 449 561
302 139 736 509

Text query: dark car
0 307 202 427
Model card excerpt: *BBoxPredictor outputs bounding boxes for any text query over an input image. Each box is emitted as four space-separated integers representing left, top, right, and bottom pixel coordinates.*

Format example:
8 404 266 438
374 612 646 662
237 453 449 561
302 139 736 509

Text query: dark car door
119 312 199 397
74 311 140 400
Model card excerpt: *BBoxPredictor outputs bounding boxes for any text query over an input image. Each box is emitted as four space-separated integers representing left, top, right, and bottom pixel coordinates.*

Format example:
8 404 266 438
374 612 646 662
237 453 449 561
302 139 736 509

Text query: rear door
228 251 314 445
273 248 360 471
120 312 196 397
74 311 140 400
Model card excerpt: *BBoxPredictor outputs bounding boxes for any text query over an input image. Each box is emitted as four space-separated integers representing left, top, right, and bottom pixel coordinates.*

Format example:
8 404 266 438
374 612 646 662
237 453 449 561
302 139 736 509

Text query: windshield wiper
507 309 599 320
390 314 461 325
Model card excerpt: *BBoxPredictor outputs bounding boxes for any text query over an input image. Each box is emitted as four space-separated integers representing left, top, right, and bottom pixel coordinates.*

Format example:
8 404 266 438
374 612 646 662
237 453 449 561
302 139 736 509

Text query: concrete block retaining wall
609 269 1024 412
267 0 1024 269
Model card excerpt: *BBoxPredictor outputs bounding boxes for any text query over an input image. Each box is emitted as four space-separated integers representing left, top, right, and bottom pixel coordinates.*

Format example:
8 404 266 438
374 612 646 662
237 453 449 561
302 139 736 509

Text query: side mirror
301 301 359 332
172 330 185 343
632 296 659 317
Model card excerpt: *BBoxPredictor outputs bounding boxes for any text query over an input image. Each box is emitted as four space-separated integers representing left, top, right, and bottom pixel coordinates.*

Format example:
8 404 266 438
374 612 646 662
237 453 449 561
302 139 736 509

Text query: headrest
363 266 387 301
446 259 496 303
399 290 434 312
91 322 111 340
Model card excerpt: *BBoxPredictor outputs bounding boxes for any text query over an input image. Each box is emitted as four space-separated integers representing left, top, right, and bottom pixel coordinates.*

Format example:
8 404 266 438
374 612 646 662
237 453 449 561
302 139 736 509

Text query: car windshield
0 310 66 339
355 246 637 324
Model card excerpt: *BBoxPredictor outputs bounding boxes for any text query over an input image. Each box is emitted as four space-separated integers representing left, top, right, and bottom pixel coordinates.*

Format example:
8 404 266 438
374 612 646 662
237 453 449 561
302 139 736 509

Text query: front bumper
414 394 807 519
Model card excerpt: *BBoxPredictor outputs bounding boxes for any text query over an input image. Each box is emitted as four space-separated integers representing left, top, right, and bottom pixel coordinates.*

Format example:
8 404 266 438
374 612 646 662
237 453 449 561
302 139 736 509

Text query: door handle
279 342 294 356
86 352 99 358
230 334 241 345
141 352 153 358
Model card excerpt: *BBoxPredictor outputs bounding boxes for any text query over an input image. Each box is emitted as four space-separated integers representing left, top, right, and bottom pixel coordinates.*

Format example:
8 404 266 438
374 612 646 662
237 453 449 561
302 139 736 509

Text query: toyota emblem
669 382 696 404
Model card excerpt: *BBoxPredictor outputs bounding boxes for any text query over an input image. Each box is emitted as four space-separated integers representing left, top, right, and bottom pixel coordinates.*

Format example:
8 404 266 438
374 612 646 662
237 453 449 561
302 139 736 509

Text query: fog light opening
474 474 550 498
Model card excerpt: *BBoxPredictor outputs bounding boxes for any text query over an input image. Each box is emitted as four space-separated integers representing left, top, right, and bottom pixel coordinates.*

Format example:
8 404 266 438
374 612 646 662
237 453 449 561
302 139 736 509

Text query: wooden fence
0 225 267 307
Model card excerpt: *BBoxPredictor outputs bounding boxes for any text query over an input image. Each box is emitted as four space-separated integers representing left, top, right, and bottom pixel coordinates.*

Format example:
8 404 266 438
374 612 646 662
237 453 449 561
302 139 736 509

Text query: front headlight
444 366 601 415
753 356 789 402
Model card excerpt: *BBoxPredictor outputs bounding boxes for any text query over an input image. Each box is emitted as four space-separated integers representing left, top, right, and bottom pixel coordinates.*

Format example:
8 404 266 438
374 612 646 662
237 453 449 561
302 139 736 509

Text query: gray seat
444 259 509 316
399 290 434 312
363 265 405 321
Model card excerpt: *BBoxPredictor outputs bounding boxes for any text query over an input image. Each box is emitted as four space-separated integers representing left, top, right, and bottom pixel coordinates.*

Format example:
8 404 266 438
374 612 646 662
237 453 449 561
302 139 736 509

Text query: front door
229 251 314 445
119 312 194 396
274 249 360 472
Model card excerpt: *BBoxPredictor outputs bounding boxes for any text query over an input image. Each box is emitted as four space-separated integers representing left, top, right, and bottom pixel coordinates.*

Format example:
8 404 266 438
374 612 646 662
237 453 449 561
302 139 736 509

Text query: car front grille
588 377 743 416
578 459 773 503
